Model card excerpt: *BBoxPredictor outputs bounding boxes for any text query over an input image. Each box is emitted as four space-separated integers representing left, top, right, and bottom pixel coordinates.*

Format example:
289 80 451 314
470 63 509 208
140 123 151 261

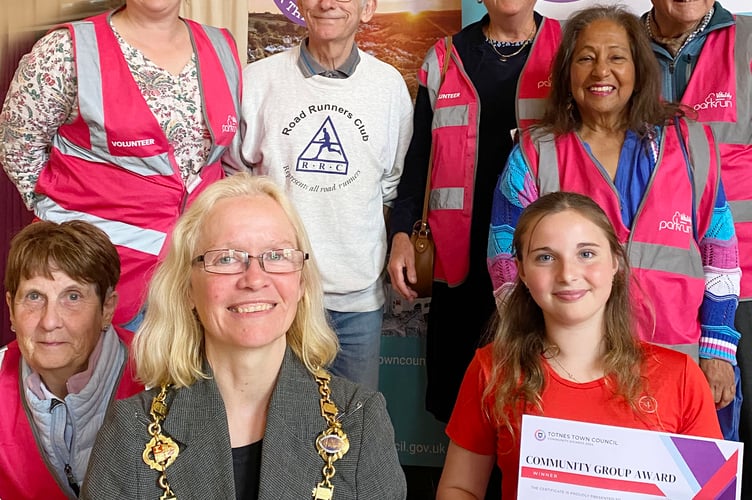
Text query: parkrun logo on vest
537 76 552 89
110 138 155 148
659 211 692 233
693 91 733 111
222 115 238 133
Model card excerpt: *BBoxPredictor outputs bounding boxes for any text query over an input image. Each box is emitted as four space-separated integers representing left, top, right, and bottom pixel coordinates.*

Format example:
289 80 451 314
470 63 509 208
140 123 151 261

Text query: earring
477 0 483 3
10 325 15 333
566 93 576 122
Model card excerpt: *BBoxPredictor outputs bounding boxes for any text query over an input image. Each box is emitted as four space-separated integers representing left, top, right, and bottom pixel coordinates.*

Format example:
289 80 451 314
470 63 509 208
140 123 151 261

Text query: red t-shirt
446 342 722 499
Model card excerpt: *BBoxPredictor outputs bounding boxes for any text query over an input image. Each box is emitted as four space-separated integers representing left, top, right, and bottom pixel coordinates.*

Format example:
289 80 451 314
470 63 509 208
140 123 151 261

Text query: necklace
485 24 536 63
542 345 579 382
485 37 529 48
551 354 579 382
644 8 713 57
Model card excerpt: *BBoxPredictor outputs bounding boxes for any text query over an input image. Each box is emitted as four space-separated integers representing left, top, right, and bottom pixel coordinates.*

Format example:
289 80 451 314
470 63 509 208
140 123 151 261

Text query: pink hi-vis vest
521 119 719 346
34 11 241 326
422 18 561 286
678 17 752 299
0 328 142 499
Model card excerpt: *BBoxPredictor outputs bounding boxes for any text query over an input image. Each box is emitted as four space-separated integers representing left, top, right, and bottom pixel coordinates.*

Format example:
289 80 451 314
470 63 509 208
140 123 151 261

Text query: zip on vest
15 371 72 497
64 463 80 497
50 397 80 498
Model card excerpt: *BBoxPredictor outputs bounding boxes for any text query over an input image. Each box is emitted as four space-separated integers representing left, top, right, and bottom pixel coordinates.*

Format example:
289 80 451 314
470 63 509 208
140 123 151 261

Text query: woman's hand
387 232 419 301
699 358 735 409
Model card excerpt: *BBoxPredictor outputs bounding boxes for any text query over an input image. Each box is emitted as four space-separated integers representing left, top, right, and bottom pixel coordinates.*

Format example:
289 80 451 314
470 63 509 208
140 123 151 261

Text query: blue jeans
327 308 383 390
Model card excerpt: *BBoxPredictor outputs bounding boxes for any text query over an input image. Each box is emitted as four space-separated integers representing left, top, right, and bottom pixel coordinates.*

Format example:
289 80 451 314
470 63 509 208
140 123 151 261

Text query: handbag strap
420 36 454 224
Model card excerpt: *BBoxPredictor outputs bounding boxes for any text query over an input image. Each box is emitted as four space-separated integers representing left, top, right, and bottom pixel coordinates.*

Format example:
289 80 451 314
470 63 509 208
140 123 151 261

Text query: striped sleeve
698 182 741 364
487 145 539 297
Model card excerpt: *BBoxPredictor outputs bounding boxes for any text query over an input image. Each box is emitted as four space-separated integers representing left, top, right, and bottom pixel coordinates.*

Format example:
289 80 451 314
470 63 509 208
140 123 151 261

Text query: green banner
380 299 449 467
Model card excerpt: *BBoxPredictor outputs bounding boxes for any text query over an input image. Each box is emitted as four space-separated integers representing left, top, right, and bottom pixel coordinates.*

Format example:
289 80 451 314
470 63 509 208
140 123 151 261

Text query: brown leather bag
408 36 453 298
409 219 435 298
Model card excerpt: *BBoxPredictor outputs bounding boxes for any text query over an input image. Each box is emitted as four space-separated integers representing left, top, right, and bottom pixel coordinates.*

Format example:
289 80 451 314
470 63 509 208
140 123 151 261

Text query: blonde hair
134 173 338 388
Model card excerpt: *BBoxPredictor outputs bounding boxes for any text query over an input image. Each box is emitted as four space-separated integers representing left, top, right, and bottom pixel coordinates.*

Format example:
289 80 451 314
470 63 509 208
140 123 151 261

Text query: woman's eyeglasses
193 248 309 274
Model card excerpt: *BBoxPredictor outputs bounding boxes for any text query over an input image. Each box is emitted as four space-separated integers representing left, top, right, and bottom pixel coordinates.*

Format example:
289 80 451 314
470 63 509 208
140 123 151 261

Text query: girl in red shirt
437 192 721 499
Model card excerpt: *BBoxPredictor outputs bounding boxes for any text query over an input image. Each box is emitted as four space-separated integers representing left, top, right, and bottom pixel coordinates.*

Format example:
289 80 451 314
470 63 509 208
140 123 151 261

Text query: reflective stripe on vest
534 120 711 282
536 134 559 194
430 187 463 211
628 241 704 278
518 98 547 125
683 119 713 217
36 197 166 256
516 18 562 129
423 44 448 110
52 133 173 176
196 23 241 166
433 104 469 128
729 200 752 223
655 342 700 362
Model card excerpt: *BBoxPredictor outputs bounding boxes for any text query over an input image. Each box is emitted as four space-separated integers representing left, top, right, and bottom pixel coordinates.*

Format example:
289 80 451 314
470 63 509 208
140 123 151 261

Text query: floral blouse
0 21 210 209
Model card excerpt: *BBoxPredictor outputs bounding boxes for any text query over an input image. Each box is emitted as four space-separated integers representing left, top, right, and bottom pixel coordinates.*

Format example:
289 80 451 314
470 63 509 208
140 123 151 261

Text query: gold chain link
140 374 349 500
142 384 179 499
312 370 350 500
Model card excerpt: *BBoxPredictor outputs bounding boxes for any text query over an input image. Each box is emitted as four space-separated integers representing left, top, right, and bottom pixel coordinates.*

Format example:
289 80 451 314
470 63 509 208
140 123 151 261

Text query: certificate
518 415 743 500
